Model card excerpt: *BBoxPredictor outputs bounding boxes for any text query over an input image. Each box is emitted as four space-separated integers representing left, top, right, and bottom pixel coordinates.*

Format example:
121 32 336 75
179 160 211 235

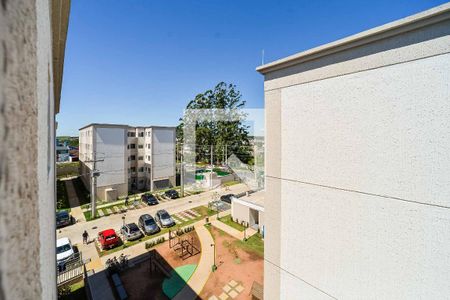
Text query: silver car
120 223 143 241
155 210 175 228
138 214 160 235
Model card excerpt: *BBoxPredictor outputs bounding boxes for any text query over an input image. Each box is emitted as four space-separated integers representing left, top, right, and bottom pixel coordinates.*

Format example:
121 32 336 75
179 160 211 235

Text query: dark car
164 189 179 199
138 214 160 235
220 194 236 204
141 193 158 205
155 210 175 228
56 210 71 228
120 223 143 241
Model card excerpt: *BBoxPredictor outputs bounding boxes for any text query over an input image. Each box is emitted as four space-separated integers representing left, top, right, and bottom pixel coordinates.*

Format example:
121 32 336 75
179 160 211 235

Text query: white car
56 237 74 269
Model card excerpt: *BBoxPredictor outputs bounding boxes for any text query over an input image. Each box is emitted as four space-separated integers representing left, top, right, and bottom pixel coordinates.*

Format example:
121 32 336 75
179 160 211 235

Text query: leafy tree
177 82 253 164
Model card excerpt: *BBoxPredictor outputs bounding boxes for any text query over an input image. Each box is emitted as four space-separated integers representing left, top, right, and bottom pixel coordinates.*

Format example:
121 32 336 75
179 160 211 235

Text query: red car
98 229 120 250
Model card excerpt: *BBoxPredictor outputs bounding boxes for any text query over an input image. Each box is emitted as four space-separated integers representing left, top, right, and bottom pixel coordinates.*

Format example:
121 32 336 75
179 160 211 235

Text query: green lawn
219 214 245 232
222 180 240 187
193 205 217 217
56 180 70 212
206 224 264 258
235 233 264 258
58 280 87 300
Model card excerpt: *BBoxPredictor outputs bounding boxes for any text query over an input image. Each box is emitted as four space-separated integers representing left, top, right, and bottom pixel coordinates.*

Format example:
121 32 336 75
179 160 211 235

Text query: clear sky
57 0 447 136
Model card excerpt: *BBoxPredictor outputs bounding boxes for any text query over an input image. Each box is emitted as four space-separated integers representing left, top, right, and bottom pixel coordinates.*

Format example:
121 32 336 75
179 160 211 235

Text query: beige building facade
79 124 176 201
231 191 265 232
258 4 450 299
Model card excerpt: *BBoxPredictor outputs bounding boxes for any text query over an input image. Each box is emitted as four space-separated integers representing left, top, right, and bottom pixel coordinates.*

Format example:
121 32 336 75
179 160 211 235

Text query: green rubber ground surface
162 264 197 299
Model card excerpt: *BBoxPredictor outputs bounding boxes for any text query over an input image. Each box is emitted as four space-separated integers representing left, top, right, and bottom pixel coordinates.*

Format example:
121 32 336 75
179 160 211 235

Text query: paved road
57 184 250 245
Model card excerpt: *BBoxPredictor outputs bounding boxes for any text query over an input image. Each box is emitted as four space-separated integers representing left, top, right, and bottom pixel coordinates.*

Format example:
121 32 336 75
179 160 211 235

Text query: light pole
122 215 126 227
211 243 217 271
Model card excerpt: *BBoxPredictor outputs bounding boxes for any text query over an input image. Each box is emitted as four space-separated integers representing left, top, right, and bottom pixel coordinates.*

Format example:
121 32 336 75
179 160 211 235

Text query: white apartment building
258 4 450 300
79 123 176 201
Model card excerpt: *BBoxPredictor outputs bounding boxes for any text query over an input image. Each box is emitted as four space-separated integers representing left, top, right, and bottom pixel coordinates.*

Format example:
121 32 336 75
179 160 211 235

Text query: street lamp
211 243 217 271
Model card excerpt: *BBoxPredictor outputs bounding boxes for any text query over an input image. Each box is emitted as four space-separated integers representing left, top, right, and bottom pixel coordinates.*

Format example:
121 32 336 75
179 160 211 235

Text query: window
129 144 136 149
138 156 143 160
138 167 144 172
139 179 144 184
147 132 151 137
128 132 135 137
138 145 143 149
147 155 151 161
139 132 144 137
128 168 131 174
130 155 136 161
130 167 136 172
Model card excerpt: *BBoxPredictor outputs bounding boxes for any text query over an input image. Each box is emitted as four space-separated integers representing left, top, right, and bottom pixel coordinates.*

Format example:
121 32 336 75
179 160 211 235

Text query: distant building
79 124 176 201
56 140 70 162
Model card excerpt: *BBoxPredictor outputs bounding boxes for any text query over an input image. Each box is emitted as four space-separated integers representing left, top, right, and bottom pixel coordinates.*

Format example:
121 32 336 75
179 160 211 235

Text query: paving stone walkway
208 280 245 300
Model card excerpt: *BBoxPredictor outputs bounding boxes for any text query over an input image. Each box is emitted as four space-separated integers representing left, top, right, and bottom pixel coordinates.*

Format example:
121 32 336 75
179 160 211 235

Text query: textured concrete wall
0 0 56 299
231 201 250 224
263 8 450 300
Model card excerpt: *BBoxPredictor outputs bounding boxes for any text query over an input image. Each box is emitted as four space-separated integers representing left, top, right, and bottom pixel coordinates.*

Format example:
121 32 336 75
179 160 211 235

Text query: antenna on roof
261 49 265 65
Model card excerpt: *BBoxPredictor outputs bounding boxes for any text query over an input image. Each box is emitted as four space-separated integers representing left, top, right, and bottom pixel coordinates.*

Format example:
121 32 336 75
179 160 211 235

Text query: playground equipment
169 229 200 260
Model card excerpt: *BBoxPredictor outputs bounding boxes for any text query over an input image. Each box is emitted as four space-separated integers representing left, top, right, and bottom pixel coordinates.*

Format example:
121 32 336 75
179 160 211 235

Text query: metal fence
57 252 84 286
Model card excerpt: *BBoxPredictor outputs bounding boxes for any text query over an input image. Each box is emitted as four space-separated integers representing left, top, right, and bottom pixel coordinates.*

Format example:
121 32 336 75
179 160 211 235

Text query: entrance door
249 208 259 229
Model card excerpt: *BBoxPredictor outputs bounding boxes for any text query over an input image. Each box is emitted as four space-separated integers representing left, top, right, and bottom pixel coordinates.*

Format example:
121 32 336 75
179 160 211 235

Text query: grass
56 180 70 212
97 206 210 257
206 224 264 258
235 233 264 258
218 214 245 232
222 180 240 187
193 206 217 217
58 279 87 300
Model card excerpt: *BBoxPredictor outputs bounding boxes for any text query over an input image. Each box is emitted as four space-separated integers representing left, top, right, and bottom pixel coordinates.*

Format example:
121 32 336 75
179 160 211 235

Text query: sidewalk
173 223 215 300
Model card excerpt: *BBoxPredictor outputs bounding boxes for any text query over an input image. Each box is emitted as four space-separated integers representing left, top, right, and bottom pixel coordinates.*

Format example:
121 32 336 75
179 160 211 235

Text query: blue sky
57 0 447 136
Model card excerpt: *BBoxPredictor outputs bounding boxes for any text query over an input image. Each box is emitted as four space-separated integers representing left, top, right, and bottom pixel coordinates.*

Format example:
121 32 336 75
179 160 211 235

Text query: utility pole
225 145 228 166
210 145 213 171
86 152 103 218
180 143 184 198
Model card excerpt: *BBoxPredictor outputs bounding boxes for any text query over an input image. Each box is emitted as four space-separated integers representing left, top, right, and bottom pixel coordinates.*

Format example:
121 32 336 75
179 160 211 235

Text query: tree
177 82 253 165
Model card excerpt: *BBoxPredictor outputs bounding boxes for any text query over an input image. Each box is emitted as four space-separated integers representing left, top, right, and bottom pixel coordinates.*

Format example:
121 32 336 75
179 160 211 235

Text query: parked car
141 193 158 205
164 189 179 199
220 194 236 204
138 214 160 235
56 210 71 228
155 209 175 228
56 237 74 270
120 223 143 241
98 229 120 250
